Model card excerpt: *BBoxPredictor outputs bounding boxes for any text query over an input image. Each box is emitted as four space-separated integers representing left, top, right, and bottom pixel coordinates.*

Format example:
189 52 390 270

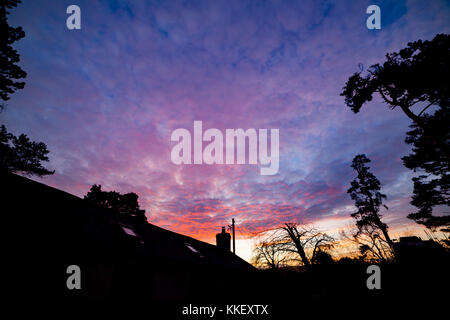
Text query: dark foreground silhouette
3 173 449 317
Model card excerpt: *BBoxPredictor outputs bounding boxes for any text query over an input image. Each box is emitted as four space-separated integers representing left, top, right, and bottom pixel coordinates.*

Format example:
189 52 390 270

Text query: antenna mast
232 218 235 254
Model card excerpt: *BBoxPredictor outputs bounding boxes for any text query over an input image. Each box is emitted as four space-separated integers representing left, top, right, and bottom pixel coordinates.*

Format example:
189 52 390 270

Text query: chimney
216 226 231 251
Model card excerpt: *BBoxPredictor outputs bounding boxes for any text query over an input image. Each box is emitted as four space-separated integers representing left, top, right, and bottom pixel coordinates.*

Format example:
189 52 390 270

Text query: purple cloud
3 0 450 245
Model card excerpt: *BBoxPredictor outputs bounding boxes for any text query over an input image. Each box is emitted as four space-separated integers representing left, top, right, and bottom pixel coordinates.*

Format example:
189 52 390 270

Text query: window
184 242 203 257
120 225 137 237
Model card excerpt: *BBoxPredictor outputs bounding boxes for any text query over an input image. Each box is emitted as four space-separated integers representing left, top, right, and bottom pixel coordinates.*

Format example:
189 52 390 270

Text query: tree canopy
0 124 54 176
347 154 394 260
342 34 449 232
0 0 54 177
340 33 448 126
84 184 147 224
402 108 449 231
0 1 54 177
0 0 26 107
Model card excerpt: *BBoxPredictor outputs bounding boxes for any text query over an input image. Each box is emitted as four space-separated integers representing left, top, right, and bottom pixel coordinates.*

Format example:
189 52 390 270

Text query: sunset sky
3 0 450 261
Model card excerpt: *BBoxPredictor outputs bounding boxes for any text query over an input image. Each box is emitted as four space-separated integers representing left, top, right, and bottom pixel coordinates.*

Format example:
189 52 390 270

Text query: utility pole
232 218 235 254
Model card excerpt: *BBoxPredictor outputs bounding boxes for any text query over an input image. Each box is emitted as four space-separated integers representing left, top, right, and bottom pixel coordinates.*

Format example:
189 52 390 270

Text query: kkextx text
171 121 279 175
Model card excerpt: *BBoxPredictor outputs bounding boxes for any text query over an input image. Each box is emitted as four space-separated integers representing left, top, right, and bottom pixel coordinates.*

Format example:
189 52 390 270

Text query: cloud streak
3 0 450 244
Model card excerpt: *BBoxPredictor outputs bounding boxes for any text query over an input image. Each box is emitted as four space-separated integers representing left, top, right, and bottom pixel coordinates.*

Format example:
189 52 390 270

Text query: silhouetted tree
0 125 53 176
402 109 449 231
341 33 448 132
0 1 53 177
254 223 334 270
251 238 287 270
347 155 394 260
310 249 334 265
341 33 449 232
282 224 334 269
0 0 26 108
84 184 147 224
340 225 393 262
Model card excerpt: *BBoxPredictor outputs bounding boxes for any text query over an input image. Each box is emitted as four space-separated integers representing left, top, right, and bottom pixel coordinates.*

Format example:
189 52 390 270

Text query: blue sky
3 0 450 259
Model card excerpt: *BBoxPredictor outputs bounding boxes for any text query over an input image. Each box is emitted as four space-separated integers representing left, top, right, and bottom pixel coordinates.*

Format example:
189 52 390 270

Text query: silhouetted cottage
393 236 447 264
3 173 255 306
216 226 231 251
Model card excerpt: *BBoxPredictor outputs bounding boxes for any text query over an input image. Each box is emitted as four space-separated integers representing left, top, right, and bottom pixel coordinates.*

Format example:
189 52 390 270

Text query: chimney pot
216 226 231 251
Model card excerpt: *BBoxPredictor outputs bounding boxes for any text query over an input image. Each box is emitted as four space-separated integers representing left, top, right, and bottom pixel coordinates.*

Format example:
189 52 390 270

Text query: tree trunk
293 238 311 270
374 215 394 251
284 225 311 270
